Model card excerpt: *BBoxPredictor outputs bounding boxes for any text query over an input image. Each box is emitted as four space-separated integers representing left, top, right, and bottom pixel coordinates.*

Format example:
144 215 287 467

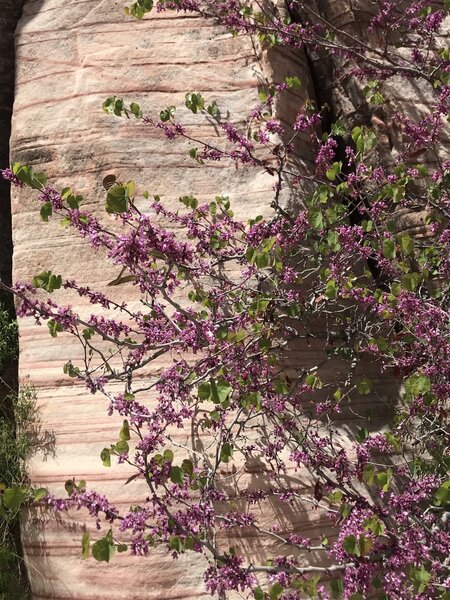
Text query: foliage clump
0 300 32 600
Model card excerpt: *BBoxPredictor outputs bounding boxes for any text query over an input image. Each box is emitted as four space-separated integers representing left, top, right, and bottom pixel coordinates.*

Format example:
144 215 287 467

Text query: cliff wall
6 1 448 599
10 2 316 598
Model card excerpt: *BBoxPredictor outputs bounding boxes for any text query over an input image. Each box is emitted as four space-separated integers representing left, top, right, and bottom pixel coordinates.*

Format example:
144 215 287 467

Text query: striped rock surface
9 1 446 599
11 2 317 599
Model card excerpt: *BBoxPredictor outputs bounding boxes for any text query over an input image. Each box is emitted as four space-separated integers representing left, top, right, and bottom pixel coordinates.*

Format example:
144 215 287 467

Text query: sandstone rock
10 1 447 598
11 2 318 598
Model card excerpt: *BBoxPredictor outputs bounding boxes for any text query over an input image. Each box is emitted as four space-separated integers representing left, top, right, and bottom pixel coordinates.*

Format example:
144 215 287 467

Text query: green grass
0 300 32 599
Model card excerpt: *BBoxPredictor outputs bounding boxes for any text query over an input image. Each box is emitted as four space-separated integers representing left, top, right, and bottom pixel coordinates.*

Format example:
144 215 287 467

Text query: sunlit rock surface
11 2 317 598
10 1 447 598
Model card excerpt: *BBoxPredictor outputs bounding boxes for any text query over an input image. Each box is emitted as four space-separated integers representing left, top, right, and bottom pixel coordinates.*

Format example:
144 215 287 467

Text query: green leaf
82 531 90 559
274 377 290 394
327 230 341 252
125 0 154 19
207 101 219 117
382 239 396 260
160 105 176 122
343 534 360 557
362 219 373 232
185 92 205 114
32 270 62 293
12 163 48 188
47 320 63 338
170 466 184 485
376 468 393 492
198 382 211 400
305 373 322 389
169 535 182 552
102 96 125 116
331 120 346 136
356 378 373 395
401 272 420 291
33 487 48 501
3 485 27 510
115 440 129 454
119 420 130 441
129 102 142 118
106 184 129 214
333 389 342 402
330 578 344 599
65 479 75 496
253 587 264 600
100 448 111 467
255 252 270 269
358 535 373 557
284 76 301 88
364 516 385 536
434 480 450 507
92 531 116 563
117 543 128 553
179 195 198 209
409 566 431 593
325 279 338 300
12 162 34 186
210 379 232 405
126 180 135 197
241 392 262 411
163 449 174 463
40 201 53 222
352 126 367 153
356 427 369 443
327 490 343 505
67 194 83 209
269 582 283 600
404 373 431 399
63 362 80 377
220 442 233 463
34 171 47 188
363 464 376 485
399 234 414 255
181 459 194 477
82 328 94 340
307 207 324 230
325 161 342 181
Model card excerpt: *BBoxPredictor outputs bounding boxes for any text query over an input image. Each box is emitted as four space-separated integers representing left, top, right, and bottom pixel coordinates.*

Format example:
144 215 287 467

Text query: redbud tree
1 1 450 599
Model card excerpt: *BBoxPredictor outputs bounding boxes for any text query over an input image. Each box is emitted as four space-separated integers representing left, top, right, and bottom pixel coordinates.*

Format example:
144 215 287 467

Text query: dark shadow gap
0 0 28 597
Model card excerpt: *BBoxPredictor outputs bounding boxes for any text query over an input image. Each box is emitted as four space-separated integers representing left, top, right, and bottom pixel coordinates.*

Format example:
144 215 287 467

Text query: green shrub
0 300 31 599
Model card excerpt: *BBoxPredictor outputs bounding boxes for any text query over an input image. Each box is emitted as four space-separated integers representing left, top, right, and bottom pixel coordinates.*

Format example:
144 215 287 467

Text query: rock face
9 1 448 599
11 2 317 599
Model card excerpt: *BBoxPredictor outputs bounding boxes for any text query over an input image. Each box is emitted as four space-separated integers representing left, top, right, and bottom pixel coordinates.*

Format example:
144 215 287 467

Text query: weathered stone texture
11 2 317 598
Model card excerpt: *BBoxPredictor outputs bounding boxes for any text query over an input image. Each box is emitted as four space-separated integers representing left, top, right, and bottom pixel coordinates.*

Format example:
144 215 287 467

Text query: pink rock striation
8 1 449 598
11 2 316 598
